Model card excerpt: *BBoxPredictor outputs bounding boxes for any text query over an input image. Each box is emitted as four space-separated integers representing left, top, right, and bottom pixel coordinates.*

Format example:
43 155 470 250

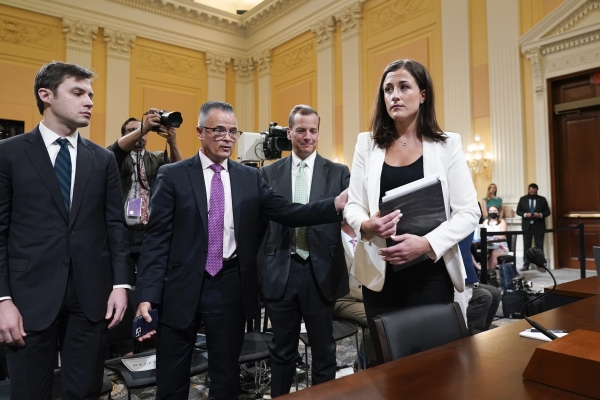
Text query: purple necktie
206 164 225 276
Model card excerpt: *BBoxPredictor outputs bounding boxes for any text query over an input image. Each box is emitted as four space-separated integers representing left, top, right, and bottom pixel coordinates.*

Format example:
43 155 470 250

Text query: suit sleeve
516 198 526 217
344 133 375 242
541 198 551 218
105 152 129 286
257 170 339 227
0 151 12 297
135 166 175 306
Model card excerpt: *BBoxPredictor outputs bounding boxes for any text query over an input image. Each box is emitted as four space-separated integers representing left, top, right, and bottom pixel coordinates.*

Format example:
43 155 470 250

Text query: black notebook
379 174 446 270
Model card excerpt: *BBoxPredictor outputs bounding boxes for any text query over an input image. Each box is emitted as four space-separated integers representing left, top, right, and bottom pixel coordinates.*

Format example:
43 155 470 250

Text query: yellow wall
334 24 344 163
360 0 444 132
90 28 107 147
469 0 492 198
271 31 318 157
519 0 566 191
129 37 206 159
0 4 66 131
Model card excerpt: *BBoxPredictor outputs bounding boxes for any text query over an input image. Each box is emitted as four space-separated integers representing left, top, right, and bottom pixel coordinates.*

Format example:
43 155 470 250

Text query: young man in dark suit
134 101 347 400
260 105 350 396
516 183 551 271
0 62 129 399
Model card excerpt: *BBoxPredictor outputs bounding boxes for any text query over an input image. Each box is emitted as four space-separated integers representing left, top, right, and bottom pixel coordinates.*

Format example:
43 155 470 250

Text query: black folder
379 176 446 270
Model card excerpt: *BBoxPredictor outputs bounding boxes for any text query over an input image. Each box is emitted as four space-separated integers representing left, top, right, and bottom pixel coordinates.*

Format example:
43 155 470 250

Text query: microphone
522 247 558 340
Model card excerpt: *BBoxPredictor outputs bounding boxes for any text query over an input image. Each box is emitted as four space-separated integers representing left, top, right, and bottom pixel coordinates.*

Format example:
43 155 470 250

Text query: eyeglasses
124 127 139 134
201 126 240 141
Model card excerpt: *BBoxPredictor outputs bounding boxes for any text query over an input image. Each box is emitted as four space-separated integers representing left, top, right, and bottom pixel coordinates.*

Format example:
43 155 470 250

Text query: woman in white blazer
344 59 480 323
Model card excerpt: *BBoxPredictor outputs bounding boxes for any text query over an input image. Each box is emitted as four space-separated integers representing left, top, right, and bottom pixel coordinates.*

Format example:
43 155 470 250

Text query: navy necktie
54 138 72 213
530 198 535 215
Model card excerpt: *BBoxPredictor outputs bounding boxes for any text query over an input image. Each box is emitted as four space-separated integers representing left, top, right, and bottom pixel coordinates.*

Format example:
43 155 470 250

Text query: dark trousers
155 259 245 400
267 256 336 397
467 284 501 335
6 269 107 400
522 226 545 266
362 259 453 324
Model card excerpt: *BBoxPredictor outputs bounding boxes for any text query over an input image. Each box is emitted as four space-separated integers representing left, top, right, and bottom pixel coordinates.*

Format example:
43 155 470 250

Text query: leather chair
371 302 468 364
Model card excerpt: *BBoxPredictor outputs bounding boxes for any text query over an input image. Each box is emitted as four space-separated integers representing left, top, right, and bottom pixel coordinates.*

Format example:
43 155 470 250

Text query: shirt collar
198 149 229 172
130 149 146 159
291 150 316 170
39 121 79 150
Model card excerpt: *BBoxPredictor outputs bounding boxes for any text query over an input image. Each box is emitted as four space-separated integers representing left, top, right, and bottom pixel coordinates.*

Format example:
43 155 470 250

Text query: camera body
151 110 183 132
262 122 291 159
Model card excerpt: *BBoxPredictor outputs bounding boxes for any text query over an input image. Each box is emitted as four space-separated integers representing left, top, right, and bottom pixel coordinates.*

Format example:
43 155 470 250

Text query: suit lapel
69 135 94 228
228 160 244 244
187 154 209 240
368 145 385 214
22 127 69 222
309 154 328 203
278 156 293 202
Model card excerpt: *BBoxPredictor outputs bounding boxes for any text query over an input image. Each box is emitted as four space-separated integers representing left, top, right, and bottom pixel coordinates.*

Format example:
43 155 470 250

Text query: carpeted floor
103 265 597 400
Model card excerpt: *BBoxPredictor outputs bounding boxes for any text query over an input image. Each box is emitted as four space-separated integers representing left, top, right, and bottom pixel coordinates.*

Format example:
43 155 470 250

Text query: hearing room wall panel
129 37 206 159
0 4 65 131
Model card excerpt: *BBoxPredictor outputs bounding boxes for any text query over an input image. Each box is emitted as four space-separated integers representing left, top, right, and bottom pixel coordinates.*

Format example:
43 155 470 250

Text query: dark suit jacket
516 195 551 231
0 126 129 331
135 154 341 329
260 154 350 301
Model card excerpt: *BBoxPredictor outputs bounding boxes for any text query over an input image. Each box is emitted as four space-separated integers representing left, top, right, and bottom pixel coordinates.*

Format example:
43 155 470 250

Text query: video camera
151 110 183 132
237 122 292 165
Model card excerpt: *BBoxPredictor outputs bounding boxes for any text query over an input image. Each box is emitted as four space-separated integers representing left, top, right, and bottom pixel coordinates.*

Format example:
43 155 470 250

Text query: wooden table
545 276 600 310
283 295 600 399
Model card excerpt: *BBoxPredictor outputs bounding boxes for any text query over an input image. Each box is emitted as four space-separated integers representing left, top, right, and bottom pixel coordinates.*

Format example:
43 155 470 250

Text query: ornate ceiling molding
205 52 230 76
334 0 365 37
104 28 136 59
540 29 600 55
109 0 310 37
546 0 600 36
311 16 335 49
253 49 272 74
233 57 255 80
62 19 98 49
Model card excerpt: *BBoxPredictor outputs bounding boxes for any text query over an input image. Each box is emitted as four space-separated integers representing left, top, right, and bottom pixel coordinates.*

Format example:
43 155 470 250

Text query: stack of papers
121 354 157 372
519 328 568 342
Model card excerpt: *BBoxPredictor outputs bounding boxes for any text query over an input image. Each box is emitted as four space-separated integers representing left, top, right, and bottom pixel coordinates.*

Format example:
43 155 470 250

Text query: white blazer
343 131 480 293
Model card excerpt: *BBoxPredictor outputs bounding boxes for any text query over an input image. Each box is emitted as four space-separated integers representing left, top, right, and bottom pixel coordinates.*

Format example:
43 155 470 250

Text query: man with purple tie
134 101 347 399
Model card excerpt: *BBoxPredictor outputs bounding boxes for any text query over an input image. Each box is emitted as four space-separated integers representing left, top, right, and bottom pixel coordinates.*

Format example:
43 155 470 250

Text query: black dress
362 156 454 322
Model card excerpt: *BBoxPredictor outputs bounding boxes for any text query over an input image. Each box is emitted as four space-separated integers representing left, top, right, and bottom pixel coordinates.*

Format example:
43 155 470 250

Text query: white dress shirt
199 150 236 259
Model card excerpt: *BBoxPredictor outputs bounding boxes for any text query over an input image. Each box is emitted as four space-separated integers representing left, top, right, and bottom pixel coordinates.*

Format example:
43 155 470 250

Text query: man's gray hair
288 104 320 130
198 101 235 126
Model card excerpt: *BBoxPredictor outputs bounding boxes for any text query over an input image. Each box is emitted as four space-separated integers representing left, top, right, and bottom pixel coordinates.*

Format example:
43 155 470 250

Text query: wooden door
551 71 600 269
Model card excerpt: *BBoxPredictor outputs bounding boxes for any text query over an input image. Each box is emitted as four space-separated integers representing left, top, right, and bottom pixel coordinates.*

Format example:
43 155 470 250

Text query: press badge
127 198 142 217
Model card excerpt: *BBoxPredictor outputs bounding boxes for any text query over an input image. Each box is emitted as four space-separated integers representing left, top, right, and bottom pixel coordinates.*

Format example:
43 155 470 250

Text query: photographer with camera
108 108 182 284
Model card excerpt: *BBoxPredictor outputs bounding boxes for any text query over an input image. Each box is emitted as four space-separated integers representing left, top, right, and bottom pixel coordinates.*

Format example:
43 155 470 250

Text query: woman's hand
379 234 433 265
360 210 401 239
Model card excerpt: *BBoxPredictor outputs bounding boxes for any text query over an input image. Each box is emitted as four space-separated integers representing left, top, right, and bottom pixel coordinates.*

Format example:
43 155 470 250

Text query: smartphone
132 309 158 339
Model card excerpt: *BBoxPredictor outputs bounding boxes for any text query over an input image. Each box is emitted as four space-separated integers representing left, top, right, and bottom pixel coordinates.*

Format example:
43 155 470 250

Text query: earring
420 100 424 104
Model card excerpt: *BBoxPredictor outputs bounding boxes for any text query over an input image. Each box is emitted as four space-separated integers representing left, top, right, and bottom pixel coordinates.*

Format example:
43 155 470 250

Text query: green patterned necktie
294 160 309 259
54 138 72 213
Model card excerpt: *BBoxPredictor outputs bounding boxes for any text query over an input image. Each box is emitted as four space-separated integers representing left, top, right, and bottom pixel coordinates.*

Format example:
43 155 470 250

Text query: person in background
481 183 503 219
343 59 480 333
516 183 551 272
108 110 182 284
482 205 508 271
260 105 350 396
